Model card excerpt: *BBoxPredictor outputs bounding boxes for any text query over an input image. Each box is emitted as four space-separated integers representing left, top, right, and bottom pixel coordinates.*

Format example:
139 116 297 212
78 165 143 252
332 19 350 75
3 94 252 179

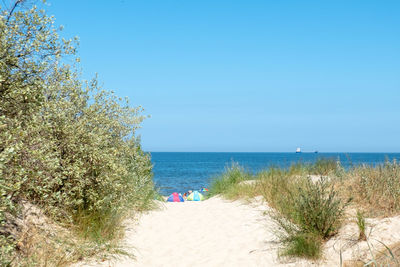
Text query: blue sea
150 152 400 195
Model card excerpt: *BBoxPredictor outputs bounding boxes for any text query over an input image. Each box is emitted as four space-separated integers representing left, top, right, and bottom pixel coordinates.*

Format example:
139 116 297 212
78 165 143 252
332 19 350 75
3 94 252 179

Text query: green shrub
260 170 350 259
0 2 156 263
291 178 351 239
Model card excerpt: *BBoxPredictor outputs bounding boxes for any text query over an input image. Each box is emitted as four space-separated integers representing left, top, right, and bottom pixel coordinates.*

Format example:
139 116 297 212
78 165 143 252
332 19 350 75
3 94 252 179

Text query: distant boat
296 147 301 153
314 150 318 153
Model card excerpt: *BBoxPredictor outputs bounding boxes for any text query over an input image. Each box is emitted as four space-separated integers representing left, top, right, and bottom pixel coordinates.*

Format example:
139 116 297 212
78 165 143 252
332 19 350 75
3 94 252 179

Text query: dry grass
3 202 128 267
345 241 400 267
209 160 347 259
338 160 400 217
11 225 123 267
374 241 400 266
208 159 400 261
13 225 75 267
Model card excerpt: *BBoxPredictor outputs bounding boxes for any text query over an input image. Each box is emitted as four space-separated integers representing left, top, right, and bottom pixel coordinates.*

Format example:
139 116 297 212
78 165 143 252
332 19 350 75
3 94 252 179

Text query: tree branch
6 0 24 23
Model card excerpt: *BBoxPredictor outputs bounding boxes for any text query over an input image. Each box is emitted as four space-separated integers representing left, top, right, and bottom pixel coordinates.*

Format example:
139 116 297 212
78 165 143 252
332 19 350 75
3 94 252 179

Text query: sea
150 152 400 195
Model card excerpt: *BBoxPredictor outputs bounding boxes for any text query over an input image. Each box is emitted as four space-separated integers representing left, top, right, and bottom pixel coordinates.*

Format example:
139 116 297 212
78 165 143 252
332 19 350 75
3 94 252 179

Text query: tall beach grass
208 158 400 260
207 164 256 199
339 160 400 217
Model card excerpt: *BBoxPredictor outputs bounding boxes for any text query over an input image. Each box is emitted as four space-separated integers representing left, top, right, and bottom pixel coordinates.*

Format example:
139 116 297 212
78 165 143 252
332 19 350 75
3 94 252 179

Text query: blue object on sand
186 191 204 201
166 192 184 202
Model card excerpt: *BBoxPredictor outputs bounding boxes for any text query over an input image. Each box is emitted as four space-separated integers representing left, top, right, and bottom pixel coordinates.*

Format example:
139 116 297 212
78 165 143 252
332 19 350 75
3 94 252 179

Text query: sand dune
78 197 400 267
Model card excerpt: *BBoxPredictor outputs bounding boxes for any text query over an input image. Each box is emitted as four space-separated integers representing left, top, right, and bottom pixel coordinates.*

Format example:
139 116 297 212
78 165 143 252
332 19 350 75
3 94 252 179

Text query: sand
78 197 400 267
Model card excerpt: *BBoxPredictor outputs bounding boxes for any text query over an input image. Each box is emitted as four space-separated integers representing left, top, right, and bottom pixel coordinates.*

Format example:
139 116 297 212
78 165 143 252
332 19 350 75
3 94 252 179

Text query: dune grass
208 159 349 259
206 158 400 260
209 159 400 259
339 160 400 217
356 210 367 241
10 224 125 267
258 170 350 259
207 164 255 199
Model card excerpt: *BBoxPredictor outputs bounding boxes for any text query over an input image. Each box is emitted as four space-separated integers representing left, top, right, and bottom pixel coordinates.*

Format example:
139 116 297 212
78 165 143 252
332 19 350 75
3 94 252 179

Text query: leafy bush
0 2 155 263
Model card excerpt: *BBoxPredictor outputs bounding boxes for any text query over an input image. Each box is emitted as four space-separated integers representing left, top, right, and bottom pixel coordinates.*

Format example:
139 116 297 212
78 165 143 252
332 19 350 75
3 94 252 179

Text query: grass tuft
281 232 322 259
268 176 350 259
356 210 367 241
207 163 253 199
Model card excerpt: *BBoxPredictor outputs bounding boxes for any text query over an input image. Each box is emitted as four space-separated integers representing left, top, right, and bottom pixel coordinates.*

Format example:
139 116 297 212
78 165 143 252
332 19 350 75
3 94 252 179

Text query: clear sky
45 0 399 152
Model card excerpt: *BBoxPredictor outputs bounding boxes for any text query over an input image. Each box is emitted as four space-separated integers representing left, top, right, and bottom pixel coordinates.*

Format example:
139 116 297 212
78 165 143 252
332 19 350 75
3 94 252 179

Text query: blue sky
46 0 399 152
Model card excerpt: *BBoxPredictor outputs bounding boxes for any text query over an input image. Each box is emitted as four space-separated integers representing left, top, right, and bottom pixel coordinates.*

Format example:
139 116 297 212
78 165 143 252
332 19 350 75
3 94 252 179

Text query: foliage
203 159 400 260
289 178 350 239
0 1 155 264
209 160 350 259
211 161 350 259
260 171 350 259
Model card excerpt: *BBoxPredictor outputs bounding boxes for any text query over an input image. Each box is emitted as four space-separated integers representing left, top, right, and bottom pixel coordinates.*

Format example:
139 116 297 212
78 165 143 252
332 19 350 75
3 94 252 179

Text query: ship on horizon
296 147 301 153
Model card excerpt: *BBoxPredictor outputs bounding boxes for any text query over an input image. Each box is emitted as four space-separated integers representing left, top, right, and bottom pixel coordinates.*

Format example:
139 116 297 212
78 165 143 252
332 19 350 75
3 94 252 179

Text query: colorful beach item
200 187 208 192
186 191 204 201
167 192 184 202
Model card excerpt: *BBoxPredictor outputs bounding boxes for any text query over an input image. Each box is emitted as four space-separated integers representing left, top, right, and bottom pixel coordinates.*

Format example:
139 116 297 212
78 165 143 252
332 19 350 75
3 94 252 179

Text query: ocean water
150 152 400 195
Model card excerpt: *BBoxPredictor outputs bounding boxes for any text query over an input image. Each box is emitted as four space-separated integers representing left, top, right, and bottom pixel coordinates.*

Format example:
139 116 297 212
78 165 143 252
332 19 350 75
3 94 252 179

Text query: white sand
78 197 400 267
80 196 291 267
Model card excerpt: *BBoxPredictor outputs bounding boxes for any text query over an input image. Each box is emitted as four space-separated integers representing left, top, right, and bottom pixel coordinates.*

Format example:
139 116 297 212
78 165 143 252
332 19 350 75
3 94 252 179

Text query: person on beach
182 190 191 199
183 190 192 199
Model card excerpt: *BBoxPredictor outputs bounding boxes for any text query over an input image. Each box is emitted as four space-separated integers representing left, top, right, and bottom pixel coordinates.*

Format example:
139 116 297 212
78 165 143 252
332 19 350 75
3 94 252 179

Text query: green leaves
0 3 155 261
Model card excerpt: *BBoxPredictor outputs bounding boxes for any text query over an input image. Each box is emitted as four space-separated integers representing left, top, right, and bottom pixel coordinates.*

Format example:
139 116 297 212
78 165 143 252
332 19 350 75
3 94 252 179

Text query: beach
80 196 284 267
2 1 399 265
77 195 400 267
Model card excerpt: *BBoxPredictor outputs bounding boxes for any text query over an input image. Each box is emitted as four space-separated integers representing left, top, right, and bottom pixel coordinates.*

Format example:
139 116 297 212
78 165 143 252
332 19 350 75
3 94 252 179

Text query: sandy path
117 197 279 266
78 197 400 267
84 196 297 267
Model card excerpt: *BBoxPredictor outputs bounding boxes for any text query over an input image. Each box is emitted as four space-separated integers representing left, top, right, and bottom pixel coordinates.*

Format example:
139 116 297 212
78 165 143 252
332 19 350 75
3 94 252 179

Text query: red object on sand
167 192 184 202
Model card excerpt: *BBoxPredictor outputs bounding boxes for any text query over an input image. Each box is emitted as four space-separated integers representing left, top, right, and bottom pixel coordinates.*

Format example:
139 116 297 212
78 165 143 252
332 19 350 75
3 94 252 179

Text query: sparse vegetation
373 241 400 266
209 159 400 261
208 160 351 259
340 160 400 217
